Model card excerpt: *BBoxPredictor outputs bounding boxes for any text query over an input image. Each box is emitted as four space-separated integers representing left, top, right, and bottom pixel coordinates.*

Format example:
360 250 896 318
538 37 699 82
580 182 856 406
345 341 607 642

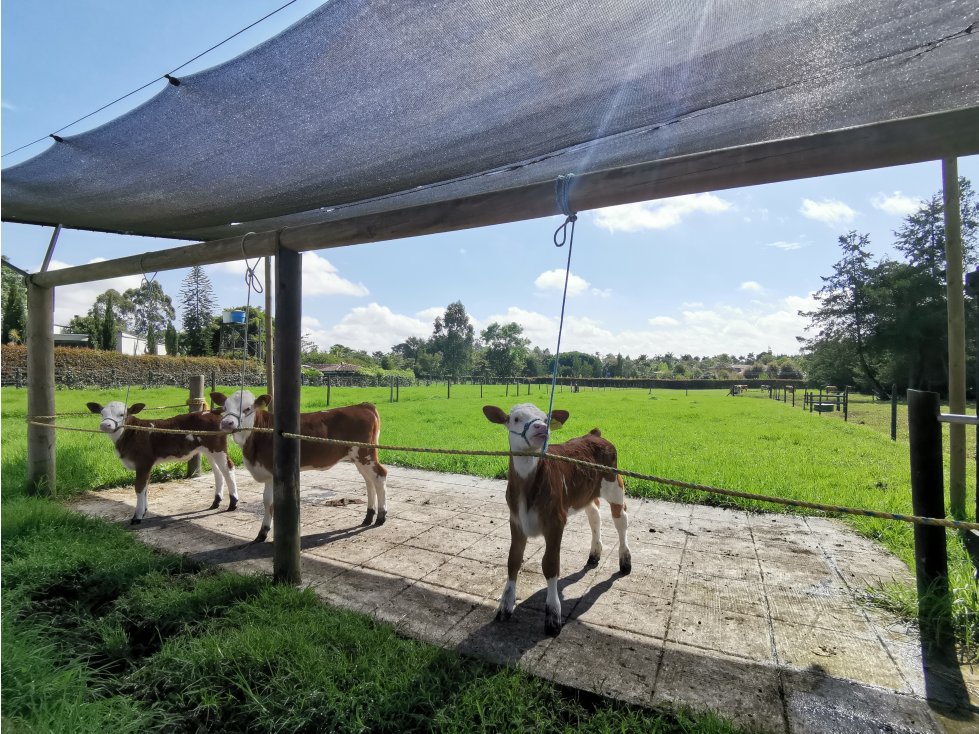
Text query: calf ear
482 405 508 424
549 410 570 429
86 402 103 414
255 394 272 410
210 391 228 407
128 403 146 415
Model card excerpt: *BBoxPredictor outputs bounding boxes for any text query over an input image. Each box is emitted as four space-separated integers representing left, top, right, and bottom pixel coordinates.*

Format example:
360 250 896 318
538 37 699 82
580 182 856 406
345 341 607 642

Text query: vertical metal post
187 375 204 478
264 255 274 399
273 247 302 585
970 268 979 519
843 386 848 421
943 159 967 517
210 369 216 409
891 384 898 441
447 377 451 399
40 224 62 273
26 280 56 495
907 390 951 647
389 375 394 403
480 380 483 399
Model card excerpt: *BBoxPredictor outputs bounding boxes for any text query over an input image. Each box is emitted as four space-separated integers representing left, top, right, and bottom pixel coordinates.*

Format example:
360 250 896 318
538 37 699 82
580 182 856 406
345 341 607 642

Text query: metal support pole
843 386 848 422
943 158 967 518
26 280 56 495
326 375 331 406
970 268 979 519
273 247 302 585
907 390 951 648
891 384 898 441
264 255 274 398
447 377 451 399
40 224 62 273
186 375 204 478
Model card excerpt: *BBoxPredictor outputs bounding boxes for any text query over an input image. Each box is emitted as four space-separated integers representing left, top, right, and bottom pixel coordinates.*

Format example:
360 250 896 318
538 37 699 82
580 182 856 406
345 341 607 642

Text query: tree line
800 178 979 397
303 300 803 380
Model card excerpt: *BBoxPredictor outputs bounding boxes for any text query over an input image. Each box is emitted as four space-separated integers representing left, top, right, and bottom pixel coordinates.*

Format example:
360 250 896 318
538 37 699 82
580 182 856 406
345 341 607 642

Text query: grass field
2 383 977 731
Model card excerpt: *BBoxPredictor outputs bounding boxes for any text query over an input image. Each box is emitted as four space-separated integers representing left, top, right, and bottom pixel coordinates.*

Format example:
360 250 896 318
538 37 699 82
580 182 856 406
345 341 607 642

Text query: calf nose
99 421 114 432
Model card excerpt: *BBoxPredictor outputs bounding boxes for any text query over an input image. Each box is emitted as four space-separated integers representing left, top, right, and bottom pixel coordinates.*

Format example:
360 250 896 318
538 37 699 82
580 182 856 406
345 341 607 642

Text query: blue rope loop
543 174 578 453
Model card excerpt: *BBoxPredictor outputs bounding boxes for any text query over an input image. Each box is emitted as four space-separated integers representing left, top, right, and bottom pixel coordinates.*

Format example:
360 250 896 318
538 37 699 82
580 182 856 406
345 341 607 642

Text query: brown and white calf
87 401 238 524
483 403 631 636
211 390 388 542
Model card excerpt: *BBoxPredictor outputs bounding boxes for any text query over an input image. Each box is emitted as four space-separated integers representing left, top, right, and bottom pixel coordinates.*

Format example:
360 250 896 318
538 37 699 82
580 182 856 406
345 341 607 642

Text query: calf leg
541 525 565 636
353 452 379 526
254 481 273 542
601 475 632 574
204 450 225 509
222 455 239 511
496 520 527 622
372 457 388 525
584 499 603 565
132 467 151 524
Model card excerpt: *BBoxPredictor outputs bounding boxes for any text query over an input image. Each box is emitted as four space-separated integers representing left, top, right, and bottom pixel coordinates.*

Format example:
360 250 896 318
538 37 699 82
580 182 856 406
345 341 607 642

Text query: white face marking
220 390 258 433
97 401 127 435
505 403 550 451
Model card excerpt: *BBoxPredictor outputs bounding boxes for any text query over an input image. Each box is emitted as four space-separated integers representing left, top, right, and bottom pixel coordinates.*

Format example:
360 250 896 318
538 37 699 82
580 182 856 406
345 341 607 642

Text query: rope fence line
26 418 979 532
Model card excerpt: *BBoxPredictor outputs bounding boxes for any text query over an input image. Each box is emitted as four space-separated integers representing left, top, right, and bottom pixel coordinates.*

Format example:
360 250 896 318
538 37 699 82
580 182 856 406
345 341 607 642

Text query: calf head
482 403 568 452
211 390 271 433
87 401 145 434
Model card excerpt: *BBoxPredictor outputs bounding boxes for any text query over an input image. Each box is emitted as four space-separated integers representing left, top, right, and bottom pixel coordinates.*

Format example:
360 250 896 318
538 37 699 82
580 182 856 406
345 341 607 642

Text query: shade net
2 0 978 242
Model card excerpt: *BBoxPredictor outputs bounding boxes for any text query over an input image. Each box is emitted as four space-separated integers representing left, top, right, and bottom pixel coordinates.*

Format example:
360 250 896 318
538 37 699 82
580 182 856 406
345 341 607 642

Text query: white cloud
590 193 733 233
485 295 809 356
213 252 367 297
799 198 857 225
534 269 590 296
871 191 922 217
46 259 142 327
317 303 431 351
740 281 763 293
2 100 19 111
765 240 804 251
415 306 445 322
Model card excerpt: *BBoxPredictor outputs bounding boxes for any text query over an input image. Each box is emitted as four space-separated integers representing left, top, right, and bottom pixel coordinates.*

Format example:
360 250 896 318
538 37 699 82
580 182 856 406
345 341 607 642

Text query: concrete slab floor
69 463 979 734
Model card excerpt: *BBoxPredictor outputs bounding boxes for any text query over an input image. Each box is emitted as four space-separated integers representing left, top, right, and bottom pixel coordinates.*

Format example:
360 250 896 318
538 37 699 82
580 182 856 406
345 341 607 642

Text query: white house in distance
117 331 166 356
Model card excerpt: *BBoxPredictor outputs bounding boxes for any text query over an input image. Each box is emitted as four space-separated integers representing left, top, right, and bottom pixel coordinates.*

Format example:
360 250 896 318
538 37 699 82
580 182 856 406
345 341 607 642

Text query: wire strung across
25 418 979 532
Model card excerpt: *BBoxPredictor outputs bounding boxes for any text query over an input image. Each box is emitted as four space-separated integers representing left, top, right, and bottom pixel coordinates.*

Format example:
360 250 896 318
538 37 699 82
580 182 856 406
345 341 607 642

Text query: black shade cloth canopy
3 0 978 243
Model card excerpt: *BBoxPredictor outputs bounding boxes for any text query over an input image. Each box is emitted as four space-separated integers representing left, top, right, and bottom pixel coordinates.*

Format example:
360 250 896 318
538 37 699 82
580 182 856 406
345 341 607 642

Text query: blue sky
3 1 977 358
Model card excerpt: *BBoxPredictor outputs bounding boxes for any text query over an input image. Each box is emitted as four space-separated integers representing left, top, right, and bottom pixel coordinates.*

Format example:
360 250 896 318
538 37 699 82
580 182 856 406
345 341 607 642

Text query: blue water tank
222 309 247 324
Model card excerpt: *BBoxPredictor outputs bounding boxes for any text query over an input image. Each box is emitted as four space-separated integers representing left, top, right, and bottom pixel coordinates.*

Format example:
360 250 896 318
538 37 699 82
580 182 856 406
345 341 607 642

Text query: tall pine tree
180 266 217 356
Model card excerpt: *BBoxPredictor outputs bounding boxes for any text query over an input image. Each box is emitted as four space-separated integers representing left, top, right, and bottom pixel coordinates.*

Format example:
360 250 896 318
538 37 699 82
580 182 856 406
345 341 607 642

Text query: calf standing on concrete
483 403 631 635
88 401 238 524
211 390 387 542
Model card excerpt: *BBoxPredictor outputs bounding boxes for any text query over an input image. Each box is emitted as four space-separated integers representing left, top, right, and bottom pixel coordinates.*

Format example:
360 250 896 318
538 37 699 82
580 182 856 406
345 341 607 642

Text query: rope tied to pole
544 174 578 453
236 232 262 424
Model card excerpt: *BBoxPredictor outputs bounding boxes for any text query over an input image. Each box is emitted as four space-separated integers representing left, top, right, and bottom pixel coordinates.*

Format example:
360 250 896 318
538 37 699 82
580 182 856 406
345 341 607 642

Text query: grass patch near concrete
1 496 741 733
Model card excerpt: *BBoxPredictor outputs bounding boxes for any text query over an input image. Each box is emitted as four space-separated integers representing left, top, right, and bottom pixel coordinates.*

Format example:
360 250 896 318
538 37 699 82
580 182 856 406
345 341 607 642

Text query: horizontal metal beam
938 413 979 426
29 107 979 288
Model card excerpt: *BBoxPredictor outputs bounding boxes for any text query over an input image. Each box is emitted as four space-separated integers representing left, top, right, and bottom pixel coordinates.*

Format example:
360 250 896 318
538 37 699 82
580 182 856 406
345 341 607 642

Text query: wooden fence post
843 386 849 421
447 377 451 399
907 389 952 648
187 375 204 478
26 280 56 496
326 375 331 406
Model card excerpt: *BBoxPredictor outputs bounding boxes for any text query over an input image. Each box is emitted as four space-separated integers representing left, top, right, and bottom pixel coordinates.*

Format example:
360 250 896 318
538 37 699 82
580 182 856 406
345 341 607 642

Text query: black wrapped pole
907 389 950 645
273 247 302 585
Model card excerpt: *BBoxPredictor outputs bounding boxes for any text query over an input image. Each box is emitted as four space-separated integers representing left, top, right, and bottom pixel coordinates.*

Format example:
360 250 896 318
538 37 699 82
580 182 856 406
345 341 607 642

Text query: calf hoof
227 497 238 512
252 527 270 543
130 517 142 525
544 610 563 637
374 509 387 526
619 556 632 575
210 495 221 510
362 508 376 526
586 552 600 566
495 607 513 623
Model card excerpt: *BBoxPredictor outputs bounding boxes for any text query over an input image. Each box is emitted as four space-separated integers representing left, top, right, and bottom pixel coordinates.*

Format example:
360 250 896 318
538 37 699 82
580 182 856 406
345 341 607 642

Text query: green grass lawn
2 383 977 731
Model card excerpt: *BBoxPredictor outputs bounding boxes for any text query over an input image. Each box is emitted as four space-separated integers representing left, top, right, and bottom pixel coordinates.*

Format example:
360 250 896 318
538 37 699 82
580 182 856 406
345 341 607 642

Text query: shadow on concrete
72 494 972 733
